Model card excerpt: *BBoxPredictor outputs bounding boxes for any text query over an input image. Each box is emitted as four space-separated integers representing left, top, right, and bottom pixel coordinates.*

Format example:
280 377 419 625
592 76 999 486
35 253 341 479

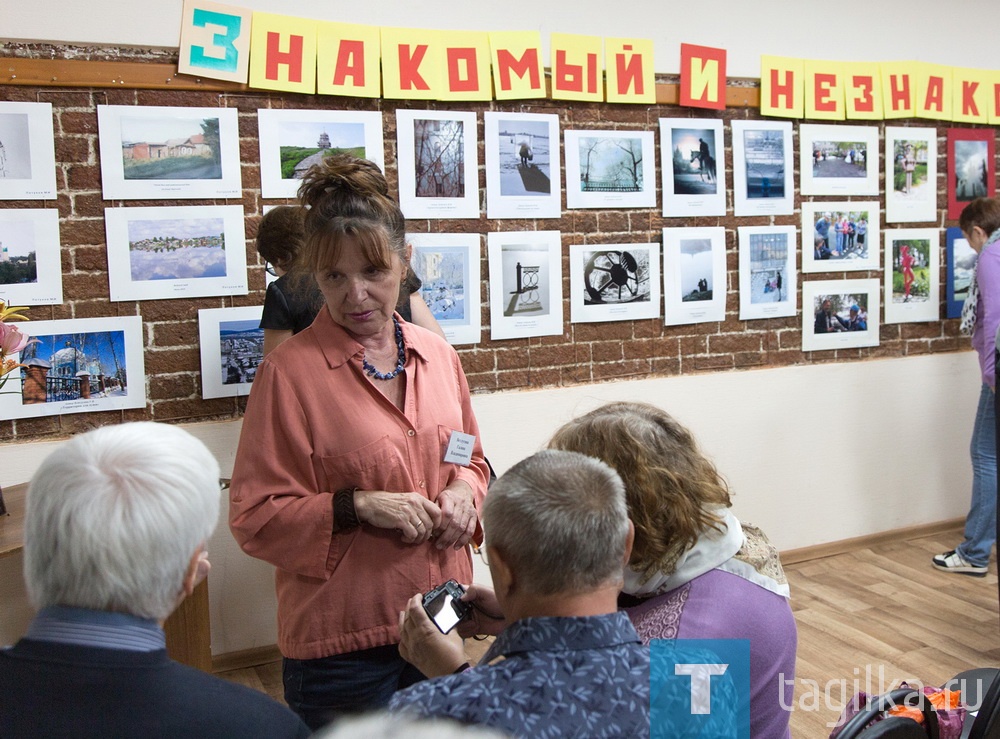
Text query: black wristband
452 662 471 674
333 487 360 532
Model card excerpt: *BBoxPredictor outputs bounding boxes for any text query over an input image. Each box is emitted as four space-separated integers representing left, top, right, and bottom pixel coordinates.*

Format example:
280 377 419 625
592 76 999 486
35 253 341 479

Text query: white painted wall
4 0 1000 78
0 353 981 652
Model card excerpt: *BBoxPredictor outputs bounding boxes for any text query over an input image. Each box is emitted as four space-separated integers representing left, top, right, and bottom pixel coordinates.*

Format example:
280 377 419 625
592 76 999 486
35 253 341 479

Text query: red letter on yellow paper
249 11 316 93
381 28 443 100
438 30 491 101
551 33 603 102
606 38 655 104
843 63 883 120
317 21 380 98
880 62 914 119
804 60 845 120
760 56 803 118
914 62 953 121
488 31 545 100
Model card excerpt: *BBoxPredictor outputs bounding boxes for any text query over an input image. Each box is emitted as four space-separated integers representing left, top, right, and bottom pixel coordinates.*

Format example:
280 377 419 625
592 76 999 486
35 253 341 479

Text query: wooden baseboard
779 518 965 565
212 644 282 674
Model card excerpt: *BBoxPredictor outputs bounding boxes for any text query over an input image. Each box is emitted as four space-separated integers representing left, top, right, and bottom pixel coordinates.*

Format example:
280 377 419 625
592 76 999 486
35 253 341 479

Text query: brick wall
0 51 972 443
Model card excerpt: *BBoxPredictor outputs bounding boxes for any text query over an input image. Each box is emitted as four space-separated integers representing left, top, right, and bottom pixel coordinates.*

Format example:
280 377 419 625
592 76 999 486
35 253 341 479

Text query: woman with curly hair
549 401 797 739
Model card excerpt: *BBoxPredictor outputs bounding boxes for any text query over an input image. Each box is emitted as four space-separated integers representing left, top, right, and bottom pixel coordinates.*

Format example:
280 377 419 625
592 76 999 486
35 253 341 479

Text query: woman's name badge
444 431 476 466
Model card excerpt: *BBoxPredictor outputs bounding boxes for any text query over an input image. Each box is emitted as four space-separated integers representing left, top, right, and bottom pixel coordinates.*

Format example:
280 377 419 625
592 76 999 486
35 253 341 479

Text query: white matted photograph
885 126 938 224
198 305 263 399
0 208 63 306
564 130 656 209
257 109 384 200
659 118 726 217
408 232 482 345
801 201 880 273
799 124 879 196
662 226 727 326
1 315 145 420
97 105 242 200
0 101 57 200
396 110 479 219
487 230 563 340
737 225 797 320
731 120 794 216
884 228 940 323
569 243 659 324
484 112 561 219
105 205 248 302
802 278 880 352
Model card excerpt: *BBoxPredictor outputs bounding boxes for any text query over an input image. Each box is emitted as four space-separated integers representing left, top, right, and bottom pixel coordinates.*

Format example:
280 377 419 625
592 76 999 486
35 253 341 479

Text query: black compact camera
422 579 472 634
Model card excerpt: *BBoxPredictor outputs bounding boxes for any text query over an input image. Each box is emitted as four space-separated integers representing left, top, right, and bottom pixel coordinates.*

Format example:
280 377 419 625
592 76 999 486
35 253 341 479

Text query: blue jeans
283 644 426 731
957 384 997 567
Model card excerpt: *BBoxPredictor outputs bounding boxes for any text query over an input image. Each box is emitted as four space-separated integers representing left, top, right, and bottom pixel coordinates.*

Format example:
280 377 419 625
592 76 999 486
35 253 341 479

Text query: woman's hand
398 593 467 677
354 491 442 544
433 481 478 550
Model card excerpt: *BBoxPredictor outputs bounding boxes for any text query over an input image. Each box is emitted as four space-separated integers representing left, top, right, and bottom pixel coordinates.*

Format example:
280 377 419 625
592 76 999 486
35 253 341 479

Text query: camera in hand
422 579 472 634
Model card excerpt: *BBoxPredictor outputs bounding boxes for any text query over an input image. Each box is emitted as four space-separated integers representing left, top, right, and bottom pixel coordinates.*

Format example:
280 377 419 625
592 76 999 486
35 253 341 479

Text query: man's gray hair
482 449 629 595
23 422 221 621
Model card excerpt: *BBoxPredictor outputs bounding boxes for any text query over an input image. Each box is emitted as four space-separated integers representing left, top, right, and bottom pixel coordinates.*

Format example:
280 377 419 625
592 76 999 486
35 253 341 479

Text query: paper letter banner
951 67 990 124
317 21 381 98
679 44 726 110
804 60 846 120
550 33 604 102
179 0 251 83
605 38 655 104
381 27 444 100
881 62 915 119
760 56 803 118
248 11 316 93
438 30 492 102
489 31 546 100
844 63 883 120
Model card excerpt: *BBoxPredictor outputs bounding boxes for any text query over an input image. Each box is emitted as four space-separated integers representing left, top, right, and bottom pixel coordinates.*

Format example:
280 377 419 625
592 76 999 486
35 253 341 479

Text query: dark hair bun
297 154 389 210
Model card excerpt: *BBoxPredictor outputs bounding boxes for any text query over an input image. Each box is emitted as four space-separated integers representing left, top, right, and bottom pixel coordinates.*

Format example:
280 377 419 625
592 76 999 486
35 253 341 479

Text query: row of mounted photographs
3 102 990 223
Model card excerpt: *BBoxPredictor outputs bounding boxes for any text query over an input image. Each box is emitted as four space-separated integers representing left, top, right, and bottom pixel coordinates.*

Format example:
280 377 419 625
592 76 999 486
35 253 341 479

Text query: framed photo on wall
662 226 727 326
800 201 880 273
799 124 879 196
0 208 63 306
564 130 656 209
0 101 58 200
885 126 937 223
731 120 794 216
97 105 242 200
946 226 977 319
487 230 563 340
198 305 264 399
408 232 482 345
396 110 479 219
884 228 940 323
737 225 797 320
802 278 880 352
484 112 561 219
568 243 660 323
659 118 726 217
0 315 145 420
946 128 995 220
257 109 384 200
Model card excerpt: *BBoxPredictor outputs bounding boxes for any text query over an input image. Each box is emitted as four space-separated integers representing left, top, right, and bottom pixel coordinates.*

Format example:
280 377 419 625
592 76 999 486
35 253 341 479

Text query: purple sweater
624 568 797 739
973 238 1000 388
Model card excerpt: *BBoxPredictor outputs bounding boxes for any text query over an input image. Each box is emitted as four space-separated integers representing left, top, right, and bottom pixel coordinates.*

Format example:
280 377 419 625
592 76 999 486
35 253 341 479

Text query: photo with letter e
650 639 750 738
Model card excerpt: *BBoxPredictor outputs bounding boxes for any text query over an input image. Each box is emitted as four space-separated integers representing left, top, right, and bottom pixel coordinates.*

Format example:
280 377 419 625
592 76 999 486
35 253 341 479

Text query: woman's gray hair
483 449 629 596
23 422 221 621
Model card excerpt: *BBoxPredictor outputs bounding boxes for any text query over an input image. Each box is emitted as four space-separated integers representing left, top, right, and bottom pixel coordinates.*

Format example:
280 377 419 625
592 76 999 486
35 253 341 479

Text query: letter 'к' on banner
178 0 251 83
249 11 317 93
551 33 604 102
951 67 991 124
804 59 846 120
914 62 953 121
760 56 803 118
680 44 726 110
489 31 546 100
605 38 656 104
317 21 381 98
381 27 444 100
437 30 492 102
844 63 883 120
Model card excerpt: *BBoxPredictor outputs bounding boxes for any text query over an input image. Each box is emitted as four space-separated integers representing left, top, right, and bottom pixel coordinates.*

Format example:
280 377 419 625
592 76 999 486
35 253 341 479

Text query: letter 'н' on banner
489 31 546 100
249 11 317 93
679 44 726 110
914 62 953 121
437 30 492 102
605 38 655 104
316 21 381 98
804 60 845 120
880 62 915 119
843 63 883 120
178 0 251 83
551 33 604 102
381 27 444 100
760 56 803 118
951 67 991 124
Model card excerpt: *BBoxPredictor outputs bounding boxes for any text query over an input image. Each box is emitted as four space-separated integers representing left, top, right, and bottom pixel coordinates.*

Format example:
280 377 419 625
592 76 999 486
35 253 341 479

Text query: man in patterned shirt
390 449 650 737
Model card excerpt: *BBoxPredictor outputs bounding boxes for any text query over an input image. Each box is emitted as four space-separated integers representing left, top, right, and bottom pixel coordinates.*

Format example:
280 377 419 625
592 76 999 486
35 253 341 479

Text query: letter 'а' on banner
317 21 381 98
760 56 804 118
914 62 953 121
381 27 444 100
436 30 492 102
249 11 317 93
178 0 251 83
843 62 883 120
679 44 726 111
605 38 655 104
951 67 991 124
489 31 546 100
804 60 846 120
551 33 604 102
880 61 915 119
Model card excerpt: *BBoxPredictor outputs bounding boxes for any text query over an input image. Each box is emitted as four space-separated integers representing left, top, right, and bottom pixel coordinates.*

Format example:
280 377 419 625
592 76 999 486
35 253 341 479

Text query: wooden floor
218 526 1000 737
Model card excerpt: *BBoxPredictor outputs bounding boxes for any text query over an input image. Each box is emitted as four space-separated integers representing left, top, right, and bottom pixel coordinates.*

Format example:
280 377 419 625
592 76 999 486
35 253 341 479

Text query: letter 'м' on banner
178 0 252 83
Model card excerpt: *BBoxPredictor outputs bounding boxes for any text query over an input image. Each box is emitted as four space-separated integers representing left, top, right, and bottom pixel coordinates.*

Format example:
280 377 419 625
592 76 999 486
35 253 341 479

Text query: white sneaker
932 549 987 577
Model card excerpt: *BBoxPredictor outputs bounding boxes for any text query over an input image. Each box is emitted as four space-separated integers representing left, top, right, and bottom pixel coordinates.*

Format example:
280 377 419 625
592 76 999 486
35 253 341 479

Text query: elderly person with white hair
0 422 309 738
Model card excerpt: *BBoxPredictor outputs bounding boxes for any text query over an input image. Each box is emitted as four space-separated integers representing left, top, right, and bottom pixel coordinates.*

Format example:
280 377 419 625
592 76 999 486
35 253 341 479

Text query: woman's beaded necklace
362 317 406 381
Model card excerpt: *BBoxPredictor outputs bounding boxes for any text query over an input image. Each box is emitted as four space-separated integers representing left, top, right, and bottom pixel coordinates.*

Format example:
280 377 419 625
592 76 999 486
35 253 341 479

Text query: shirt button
419 480 426 488
407 429 415 437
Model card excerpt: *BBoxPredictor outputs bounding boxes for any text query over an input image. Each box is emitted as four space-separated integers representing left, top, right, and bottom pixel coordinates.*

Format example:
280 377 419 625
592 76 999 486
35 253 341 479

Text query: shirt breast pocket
319 435 401 490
